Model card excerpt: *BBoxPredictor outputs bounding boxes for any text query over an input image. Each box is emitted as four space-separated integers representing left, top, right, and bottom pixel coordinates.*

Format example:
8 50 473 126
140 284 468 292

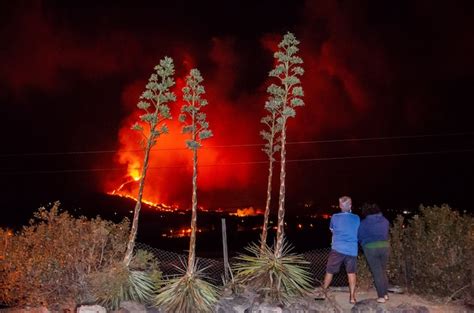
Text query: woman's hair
360 202 381 218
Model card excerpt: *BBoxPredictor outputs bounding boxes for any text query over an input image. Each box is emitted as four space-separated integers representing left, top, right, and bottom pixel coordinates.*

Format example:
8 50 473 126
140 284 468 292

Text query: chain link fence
135 242 348 287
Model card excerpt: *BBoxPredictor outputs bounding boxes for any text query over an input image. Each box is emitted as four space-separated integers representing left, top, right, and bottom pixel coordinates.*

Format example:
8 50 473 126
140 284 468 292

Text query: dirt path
328 288 472 313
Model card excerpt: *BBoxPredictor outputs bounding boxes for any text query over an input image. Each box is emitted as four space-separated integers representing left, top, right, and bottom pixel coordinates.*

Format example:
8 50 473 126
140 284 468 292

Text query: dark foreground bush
0 202 130 310
389 204 474 300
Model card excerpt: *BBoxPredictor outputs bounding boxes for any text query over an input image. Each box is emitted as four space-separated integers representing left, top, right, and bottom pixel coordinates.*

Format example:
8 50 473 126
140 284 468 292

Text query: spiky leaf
233 240 313 305
154 259 219 313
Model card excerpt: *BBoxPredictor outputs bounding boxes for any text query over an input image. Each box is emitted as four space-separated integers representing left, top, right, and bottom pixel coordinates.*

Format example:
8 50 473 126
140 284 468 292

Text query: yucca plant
154 258 220 313
233 239 313 305
89 250 161 310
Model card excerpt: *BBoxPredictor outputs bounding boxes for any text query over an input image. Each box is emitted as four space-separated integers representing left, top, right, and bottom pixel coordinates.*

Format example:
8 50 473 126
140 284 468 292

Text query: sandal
313 288 328 301
350 298 357 304
314 294 326 301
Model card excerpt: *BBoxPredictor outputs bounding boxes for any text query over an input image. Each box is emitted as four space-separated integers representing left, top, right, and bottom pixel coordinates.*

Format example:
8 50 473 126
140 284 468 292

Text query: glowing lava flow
109 178 139 195
229 207 263 217
108 177 180 213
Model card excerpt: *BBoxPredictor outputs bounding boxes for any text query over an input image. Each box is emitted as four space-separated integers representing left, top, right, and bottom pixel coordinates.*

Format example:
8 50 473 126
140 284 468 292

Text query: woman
358 203 390 303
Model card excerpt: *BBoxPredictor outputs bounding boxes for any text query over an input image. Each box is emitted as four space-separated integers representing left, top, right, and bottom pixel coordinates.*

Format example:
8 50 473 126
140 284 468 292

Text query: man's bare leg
323 272 333 291
348 273 357 303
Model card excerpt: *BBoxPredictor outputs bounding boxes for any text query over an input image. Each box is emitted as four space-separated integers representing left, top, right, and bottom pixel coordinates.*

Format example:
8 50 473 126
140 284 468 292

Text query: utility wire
1 148 472 176
0 131 472 158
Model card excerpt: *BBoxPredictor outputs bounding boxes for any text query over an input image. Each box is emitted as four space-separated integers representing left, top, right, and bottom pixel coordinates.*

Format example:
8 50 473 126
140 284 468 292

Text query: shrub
233 240 313 305
389 204 474 299
356 253 373 291
0 202 130 310
388 215 406 287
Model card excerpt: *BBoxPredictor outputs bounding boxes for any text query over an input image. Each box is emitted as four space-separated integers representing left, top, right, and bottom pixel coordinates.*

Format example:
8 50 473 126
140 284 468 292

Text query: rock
215 294 252 313
391 303 430 313
216 293 337 313
250 302 283 313
119 301 147 313
284 299 322 313
387 286 405 294
76 305 107 313
351 300 430 313
351 299 388 313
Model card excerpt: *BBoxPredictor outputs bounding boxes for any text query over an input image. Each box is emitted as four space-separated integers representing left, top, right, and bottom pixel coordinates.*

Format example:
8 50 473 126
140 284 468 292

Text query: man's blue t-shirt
330 212 360 256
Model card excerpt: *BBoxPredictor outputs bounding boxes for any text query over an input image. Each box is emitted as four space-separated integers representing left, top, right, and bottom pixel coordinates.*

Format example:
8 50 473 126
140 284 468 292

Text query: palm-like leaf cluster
154 259 220 313
89 250 161 310
89 264 157 310
233 240 313 305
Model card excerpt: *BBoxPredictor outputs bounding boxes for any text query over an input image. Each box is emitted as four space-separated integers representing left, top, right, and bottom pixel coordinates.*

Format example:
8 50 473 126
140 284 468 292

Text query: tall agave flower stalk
267 32 305 258
123 57 176 266
179 68 212 275
155 68 218 313
259 99 281 252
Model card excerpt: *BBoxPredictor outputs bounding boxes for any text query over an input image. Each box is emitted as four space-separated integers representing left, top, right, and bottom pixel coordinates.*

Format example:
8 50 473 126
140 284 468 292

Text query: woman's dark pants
363 247 389 298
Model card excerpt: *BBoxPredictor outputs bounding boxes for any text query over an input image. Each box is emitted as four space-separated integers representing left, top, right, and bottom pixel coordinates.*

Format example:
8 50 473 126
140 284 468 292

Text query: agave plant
89 250 161 310
154 258 220 313
233 239 313 305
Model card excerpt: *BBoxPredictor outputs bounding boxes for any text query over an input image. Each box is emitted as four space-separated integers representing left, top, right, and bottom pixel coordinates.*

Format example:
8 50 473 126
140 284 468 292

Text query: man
321 196 360 304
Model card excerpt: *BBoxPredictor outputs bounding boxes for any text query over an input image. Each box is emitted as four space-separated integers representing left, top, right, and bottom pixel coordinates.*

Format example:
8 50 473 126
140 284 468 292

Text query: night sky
0 0 473 226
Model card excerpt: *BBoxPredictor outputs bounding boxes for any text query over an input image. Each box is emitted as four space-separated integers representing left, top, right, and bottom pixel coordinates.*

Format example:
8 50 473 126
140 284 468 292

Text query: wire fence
135 242 349 287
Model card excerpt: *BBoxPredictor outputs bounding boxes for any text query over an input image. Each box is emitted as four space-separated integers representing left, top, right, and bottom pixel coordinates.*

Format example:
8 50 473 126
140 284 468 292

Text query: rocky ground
1 288 471 312
214 287 473 313
331 288 471 313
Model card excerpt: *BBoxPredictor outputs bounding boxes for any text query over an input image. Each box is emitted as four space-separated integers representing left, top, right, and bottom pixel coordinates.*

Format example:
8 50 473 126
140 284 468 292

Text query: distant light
402 210 410 215
297 224 303 229
129 210 133 214
310 223 313 228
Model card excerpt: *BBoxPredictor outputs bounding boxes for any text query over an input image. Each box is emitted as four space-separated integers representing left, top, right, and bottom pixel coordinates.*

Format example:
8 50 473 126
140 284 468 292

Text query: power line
285 132 474 145
1 148 472 176
0 131 472 158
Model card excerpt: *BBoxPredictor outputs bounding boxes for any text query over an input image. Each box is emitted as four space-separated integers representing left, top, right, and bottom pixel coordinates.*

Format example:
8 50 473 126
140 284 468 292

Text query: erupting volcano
105 47 269 214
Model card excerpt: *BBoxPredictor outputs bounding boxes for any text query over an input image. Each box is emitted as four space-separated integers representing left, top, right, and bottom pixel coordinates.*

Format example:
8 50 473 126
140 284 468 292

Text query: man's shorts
326 249 357 274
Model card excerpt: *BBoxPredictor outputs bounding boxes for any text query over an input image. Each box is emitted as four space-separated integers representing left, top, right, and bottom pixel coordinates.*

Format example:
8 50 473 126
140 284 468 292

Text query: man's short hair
339 196 352 212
